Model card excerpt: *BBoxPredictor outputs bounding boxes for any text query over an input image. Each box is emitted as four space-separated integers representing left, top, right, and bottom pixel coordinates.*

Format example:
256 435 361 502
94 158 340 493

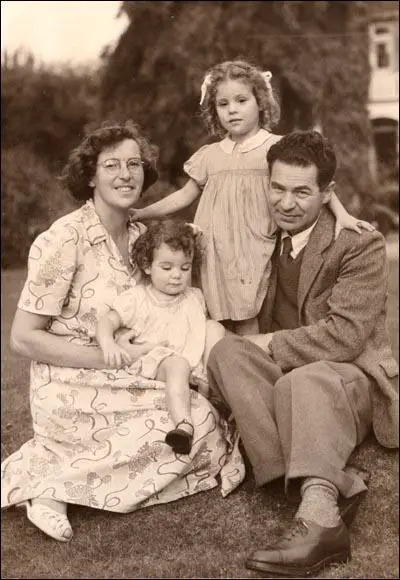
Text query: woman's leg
31 498 67 514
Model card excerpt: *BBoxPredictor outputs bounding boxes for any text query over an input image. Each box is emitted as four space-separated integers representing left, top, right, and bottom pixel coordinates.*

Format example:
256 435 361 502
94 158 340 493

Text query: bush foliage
1 147 78 269
1 55 95 267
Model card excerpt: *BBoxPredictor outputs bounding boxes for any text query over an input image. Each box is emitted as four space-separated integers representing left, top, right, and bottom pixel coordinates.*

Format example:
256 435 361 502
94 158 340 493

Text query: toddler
97 219 224 454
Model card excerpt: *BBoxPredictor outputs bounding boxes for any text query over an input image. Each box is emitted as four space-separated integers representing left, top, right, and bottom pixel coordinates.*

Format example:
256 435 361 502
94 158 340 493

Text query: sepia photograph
1 1 398 578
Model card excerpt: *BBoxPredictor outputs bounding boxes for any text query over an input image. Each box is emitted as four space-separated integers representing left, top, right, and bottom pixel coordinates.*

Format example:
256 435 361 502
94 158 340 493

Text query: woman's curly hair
61 120 159 201
132 219 204 280
200 60 280 138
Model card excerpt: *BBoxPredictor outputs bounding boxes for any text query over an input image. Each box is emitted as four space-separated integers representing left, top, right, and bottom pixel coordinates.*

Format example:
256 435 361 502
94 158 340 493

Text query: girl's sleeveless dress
184 129 281 321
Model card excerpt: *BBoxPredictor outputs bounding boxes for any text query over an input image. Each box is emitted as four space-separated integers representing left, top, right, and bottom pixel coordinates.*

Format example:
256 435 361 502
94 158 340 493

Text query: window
370 22 395 71
372 118 399 182
377 42 390 68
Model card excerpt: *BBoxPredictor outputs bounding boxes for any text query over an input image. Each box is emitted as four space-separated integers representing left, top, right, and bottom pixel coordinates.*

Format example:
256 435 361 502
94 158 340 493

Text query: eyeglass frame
97 157 145 175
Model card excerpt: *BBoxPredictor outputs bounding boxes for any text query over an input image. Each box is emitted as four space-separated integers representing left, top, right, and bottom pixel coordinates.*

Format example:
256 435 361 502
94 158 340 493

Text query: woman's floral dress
1 200 245 513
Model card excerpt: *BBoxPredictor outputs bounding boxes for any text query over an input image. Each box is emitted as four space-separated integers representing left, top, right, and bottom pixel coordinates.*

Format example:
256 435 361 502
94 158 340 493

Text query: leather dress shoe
339 465 370 527
246 518 350 577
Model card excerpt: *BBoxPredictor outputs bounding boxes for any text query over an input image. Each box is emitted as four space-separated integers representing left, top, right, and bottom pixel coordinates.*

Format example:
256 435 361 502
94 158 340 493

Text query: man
207 130 399 577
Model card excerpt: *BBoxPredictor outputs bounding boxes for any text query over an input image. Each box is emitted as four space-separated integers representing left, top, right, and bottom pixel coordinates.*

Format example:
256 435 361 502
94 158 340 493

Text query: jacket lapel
298 208 335 315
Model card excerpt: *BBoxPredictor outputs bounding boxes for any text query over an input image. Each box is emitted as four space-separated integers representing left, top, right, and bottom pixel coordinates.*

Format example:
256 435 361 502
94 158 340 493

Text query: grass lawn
1 261 398 579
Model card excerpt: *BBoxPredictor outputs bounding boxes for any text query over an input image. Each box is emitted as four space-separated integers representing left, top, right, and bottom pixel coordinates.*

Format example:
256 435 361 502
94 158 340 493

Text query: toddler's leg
235 316 259 335
157 355 194 454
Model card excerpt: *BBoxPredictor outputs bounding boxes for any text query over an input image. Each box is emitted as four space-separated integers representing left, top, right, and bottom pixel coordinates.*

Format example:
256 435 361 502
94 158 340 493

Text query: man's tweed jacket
258 206 399 448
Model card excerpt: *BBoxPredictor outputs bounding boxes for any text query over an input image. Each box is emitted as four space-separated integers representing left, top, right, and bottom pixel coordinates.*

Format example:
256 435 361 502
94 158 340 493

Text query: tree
100 1 374 205
1 52 100 174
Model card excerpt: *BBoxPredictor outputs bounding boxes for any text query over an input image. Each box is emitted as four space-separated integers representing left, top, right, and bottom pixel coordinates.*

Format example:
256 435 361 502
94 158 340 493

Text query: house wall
367 1 399 182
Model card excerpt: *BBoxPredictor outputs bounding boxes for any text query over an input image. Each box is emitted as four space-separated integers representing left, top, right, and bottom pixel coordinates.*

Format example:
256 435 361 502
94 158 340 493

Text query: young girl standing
135 60 372 334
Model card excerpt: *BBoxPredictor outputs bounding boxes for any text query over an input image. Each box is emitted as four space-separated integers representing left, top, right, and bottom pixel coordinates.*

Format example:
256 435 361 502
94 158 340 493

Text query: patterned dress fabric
1 200 245 513
184 129 281 321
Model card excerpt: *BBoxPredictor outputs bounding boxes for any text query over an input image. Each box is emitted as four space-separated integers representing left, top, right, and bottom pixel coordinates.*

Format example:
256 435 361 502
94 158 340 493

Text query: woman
1 121 245 542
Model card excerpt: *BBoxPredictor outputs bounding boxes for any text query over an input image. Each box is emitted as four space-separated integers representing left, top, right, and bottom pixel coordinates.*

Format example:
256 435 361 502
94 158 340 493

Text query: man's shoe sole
246 549 350 577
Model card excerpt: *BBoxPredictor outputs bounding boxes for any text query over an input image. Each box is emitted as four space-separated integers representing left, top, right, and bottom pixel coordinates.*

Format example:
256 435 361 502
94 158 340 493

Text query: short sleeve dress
184 129 282 321
112 285 207 381
1 200 245 514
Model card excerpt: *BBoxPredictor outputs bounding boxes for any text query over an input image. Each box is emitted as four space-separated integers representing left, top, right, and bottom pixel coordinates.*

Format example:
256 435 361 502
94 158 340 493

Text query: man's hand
244 333 274 354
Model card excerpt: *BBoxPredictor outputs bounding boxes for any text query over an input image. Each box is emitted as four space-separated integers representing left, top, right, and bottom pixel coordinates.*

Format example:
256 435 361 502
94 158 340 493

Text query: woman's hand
334 215 375 240
115 329 168 360
101 340 133 369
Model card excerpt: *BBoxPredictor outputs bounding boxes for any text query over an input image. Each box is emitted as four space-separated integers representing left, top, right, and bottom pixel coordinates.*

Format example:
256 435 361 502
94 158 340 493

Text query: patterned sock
295 477 341 528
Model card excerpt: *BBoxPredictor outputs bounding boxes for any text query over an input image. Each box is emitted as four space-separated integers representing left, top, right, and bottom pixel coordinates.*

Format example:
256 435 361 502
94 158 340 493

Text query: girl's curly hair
61 120 159 201
132 219 204 280
200 60 280 138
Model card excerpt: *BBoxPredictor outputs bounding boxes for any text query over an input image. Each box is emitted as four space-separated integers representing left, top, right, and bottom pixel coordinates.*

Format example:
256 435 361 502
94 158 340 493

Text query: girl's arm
135 178 201 220
329 192 375 238
10 309 154 369
96 310 133 368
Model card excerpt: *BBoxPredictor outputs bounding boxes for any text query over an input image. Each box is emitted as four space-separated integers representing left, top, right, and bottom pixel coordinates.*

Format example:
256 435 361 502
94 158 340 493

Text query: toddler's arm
96 310 133 368
329 192 375 239
133 179 201 220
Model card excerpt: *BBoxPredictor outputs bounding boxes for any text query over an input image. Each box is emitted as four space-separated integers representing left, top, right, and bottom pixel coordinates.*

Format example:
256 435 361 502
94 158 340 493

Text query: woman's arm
10 309 155 369
96 310 134 368
135 179 201 220
328 192 375 238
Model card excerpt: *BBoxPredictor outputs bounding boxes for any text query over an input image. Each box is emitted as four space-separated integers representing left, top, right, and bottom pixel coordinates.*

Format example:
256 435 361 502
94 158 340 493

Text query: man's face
269 160 333 234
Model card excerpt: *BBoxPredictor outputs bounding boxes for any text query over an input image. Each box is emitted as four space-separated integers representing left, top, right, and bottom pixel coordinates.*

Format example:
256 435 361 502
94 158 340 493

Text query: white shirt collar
281 218 319 259
219 128 273 154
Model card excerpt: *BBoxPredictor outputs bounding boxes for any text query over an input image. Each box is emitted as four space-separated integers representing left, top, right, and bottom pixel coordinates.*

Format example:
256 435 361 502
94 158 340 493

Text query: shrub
1 147 78 269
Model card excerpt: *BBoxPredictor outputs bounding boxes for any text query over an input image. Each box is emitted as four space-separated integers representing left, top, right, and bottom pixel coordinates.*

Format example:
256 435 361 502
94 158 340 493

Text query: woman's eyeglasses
98 158 145 175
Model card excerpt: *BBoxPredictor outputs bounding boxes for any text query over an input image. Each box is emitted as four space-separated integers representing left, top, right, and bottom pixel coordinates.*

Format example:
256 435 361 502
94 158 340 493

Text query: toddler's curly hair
200 60 280 137
131 219 204 279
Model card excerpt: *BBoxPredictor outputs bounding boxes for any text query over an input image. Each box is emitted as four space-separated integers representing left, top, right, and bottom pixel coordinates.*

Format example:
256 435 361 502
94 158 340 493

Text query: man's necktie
280 236 293 264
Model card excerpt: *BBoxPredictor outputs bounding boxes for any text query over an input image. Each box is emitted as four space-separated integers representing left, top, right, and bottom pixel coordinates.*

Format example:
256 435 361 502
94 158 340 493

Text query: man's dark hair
267 130 337 190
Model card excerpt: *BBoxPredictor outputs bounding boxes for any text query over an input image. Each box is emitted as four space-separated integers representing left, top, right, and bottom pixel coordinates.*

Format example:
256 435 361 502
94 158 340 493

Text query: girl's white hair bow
185 223 203 237
261 70 272 87
261 71 272 87
199 73 212 105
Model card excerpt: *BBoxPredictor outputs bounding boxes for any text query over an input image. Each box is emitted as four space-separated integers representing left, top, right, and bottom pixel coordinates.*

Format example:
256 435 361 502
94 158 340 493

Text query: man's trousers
207 335 372 498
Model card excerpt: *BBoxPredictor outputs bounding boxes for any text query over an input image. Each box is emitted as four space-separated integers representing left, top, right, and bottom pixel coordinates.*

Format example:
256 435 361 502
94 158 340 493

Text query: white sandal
21 500 73 542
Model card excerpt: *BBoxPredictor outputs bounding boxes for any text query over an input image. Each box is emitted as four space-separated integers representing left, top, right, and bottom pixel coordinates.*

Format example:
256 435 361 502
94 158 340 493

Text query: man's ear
322 181 335 204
